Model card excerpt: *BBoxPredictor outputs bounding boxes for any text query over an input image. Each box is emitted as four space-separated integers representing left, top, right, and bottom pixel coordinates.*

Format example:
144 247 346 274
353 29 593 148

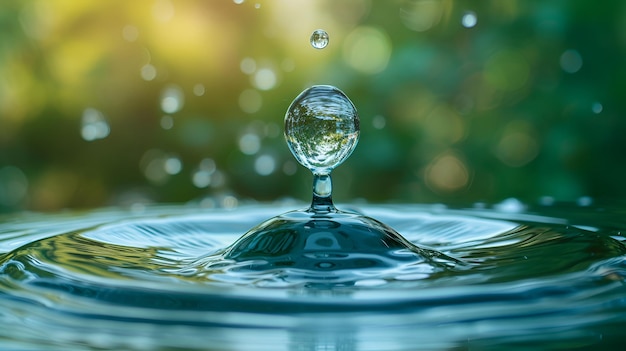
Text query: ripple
1 204 626 350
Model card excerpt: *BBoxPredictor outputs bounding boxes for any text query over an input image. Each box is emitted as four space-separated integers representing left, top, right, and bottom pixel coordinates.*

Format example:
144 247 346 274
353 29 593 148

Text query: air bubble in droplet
310 29 329 49
284 85 359 175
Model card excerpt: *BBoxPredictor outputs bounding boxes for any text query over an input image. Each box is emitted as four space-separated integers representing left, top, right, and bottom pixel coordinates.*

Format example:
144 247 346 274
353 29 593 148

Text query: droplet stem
310 173 336 213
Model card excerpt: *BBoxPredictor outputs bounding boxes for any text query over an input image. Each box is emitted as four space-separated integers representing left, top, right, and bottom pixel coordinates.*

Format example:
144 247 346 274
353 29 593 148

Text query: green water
0 202 625 350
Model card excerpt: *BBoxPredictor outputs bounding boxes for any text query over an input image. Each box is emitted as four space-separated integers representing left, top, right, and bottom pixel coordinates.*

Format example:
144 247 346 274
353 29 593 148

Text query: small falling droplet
285 85 359 175
310 29 329 49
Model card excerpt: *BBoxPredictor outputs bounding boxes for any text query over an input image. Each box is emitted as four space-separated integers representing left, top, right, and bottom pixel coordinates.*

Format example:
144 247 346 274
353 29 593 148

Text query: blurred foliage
1 0 626 211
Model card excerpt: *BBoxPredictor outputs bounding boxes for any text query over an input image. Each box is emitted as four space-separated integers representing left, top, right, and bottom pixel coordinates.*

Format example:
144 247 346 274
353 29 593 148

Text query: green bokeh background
1 0 625 211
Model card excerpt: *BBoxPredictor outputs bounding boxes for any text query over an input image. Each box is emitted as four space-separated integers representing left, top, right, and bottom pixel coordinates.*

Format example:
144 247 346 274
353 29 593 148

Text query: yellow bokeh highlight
343 26 392 74
425 151 470 193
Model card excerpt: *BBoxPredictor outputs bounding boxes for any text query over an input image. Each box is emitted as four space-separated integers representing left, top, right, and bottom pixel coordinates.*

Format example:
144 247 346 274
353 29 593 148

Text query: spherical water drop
285 85 359 175
310 29 329 49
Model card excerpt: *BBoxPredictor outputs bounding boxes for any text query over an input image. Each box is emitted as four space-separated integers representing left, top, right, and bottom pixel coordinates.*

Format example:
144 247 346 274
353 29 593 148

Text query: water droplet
310 29 329 49
461 11 477 28
285 85 359 175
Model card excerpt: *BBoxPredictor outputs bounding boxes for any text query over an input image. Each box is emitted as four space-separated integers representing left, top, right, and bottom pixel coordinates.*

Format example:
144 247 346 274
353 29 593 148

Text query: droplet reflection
284 85 359 175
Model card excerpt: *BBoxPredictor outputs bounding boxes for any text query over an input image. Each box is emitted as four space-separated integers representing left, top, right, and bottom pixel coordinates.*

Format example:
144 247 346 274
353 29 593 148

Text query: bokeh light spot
400 0 445 32
560 49 583 73
152 0 175 23
122 25 139 42
164 156 182 175
462 11 477 28
240 57 256 75
160 115 174 130
422 105 465 144
238 133 261 155
252 68 277 91
283 161 298 175
343 26 392 74
372 115 386 129
238 89 263 114
141 64 157 81
592 102 603 114
0 166 29 207
254 154 276 176
425 152 470 193
193 84 205 96
495 121 539 167
81 108 110 141
192 171 211 188
160 85 185 114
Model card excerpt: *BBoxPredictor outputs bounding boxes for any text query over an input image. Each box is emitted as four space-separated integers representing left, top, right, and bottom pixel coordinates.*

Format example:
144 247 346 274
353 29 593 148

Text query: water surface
1 203 625 350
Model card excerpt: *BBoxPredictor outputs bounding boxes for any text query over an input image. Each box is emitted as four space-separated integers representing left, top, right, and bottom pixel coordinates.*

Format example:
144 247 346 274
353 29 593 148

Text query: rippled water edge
1 203 626 350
